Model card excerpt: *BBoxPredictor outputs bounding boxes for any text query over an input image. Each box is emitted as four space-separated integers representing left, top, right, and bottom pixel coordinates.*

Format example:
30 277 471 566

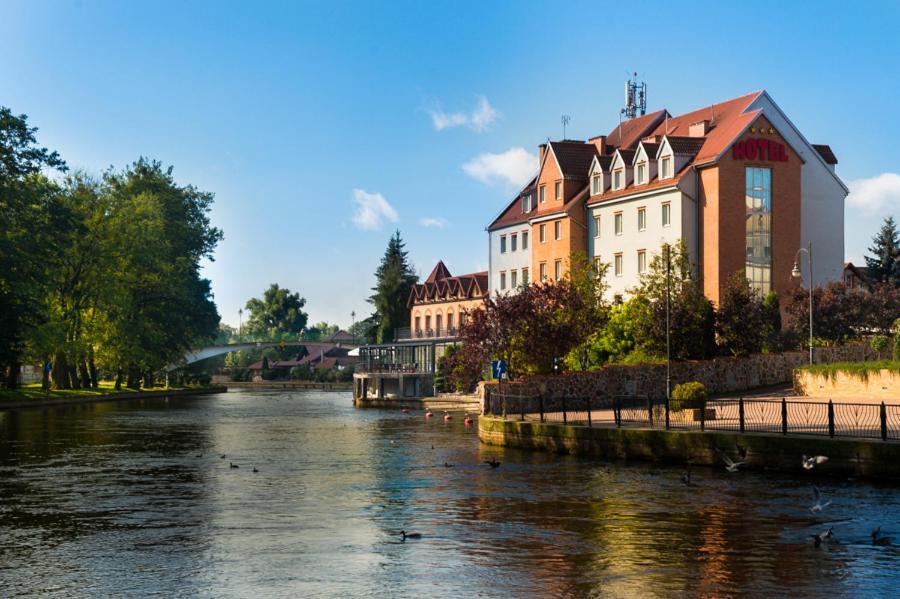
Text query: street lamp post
238 308 243 342
665 244 671 402
791 241 814 365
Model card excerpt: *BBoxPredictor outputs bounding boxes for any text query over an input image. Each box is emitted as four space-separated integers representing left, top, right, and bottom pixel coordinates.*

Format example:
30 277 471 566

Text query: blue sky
3 1 898 329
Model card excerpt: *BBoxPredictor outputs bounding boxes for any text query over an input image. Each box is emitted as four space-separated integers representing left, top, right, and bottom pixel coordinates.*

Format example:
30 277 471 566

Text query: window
522 231 529 249
539 223 546 243
539 185 546 203
662 203 671 227
661 156 672 179
614 212 623 236
614 169 623 189
500 271 506 290
614 254 623 277
638 250 647 274
593 257 602 275
593 215 601 238
638 207 646 231
554 259 562 281
591 175 602 195
554 220 562 241
522 268 529 285
555 181 562 200
522 193 533 213
425 315 431 330
511 234 517 252
745 167 772 294
447 313 454 330
460 312 466 326
539 262 547 282
500 235 506 253
637 163 646 184
436 314 442 333
414 316 421 332
510 270 517 288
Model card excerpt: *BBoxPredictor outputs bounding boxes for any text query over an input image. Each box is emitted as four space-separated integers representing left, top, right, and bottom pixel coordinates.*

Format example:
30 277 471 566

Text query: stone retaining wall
795 369 900 400
484 343 886 400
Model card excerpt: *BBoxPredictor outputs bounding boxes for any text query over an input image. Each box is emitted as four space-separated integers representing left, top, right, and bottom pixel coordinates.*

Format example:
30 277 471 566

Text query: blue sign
491 360 507 379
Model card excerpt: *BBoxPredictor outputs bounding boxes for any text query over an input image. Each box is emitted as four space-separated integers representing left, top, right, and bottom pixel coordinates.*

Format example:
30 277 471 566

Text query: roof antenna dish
621 72 647 119
561 114 571 139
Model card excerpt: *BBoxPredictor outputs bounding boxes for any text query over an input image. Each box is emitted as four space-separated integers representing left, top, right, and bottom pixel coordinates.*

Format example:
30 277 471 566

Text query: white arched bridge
168 340 357 371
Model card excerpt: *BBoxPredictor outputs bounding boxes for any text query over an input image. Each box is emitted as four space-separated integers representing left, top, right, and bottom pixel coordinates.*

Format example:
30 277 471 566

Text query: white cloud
351 188 399 231
427 95 499 132
419 217 448 228
848 173 900 215
462 147 538 187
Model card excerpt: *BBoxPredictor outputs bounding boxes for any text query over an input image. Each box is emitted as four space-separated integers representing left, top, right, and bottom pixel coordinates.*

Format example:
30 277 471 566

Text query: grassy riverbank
0 382 218 404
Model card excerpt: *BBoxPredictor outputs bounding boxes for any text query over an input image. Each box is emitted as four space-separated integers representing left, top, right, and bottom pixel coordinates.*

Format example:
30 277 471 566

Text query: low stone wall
483 343 886 400
478 416 900 480
795 369 900 400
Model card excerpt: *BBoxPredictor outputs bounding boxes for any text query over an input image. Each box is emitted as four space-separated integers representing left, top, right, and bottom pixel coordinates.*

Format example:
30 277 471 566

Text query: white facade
747 93 847 285
488 221 532 296
588 186 697 300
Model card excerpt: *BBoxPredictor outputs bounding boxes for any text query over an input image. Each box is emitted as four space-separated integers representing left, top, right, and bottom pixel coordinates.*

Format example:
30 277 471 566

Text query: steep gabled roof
635 142 660 163
548 141 598 178
487 177 536 231
425 261 452 283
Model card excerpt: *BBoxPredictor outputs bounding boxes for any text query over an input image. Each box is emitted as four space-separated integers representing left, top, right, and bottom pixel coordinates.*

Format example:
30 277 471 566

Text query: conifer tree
368 230 418 343
865 216 900 287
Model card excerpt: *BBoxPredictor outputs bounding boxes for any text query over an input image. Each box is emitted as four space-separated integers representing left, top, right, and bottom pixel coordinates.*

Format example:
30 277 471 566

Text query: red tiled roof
605 109 668 149
812 144 838 165
409 263 489 308
487 177 536 231
665 136 707 155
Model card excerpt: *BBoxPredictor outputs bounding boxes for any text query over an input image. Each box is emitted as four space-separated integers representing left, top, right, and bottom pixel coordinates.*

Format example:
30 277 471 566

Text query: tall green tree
865 216 900 287
0 107 67 387
715 270 767 356
244 284 308 339
368 231 418 343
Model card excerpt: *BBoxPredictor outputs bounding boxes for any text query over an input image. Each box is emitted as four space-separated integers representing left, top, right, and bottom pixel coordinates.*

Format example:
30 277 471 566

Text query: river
1 390 899 597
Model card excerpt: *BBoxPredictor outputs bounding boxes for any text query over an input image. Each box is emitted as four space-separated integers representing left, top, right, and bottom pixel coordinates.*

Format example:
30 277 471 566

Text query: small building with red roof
404 261 488 340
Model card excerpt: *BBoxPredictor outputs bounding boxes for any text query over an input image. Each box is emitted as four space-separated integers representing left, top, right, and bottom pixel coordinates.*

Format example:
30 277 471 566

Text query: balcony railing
395 326 459 341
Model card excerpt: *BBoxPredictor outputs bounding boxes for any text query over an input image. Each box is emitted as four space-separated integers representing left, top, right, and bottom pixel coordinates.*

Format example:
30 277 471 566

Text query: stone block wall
795 369 900 400
483 342 887 401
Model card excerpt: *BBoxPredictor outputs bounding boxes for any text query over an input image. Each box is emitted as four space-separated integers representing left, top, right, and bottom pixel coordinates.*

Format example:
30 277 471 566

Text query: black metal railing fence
484 390 900 442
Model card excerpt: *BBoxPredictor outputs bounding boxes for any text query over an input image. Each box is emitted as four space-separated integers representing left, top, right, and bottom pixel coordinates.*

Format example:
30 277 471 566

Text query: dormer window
660 156 672 179
614 169 623 190
637 163 647 184
521 192 533 213
591 175 602 195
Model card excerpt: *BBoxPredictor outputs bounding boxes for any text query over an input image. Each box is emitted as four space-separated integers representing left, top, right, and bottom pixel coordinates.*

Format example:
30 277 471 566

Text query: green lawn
0 381 184 403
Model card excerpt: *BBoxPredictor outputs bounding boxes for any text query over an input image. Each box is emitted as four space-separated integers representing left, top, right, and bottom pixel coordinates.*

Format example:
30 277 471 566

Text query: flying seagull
811 527 834 547
722 454 745 473
809 487 832 513
802 455 829 470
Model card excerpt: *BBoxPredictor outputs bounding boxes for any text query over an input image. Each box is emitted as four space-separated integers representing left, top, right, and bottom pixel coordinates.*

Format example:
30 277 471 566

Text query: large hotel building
486 90 846 304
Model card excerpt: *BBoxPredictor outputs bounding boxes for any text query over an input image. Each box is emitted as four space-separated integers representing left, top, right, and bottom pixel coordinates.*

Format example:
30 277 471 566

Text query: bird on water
400 530 421 541
252 466 259 473
811 527 834 547
802 455 829 470
229 462 239 469
872 527 893 546
485 458 501 469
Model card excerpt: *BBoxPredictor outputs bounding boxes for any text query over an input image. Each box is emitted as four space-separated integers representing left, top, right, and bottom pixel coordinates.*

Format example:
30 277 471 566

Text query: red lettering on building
731 138 788 162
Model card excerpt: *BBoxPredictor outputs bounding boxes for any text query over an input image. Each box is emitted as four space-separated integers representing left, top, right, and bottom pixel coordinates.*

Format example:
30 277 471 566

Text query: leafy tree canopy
244 284 308 339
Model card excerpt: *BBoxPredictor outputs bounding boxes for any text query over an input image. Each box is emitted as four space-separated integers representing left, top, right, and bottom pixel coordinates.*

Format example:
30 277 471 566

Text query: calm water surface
1 390 899 597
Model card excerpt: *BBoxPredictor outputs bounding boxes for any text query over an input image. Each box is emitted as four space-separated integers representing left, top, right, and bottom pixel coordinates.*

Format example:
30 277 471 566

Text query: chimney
689 120 709 137
588 135 607 155
538 143 547 164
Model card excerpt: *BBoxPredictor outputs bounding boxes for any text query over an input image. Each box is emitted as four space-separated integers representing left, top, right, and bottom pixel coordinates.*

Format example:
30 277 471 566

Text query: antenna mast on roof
621 72 647 119
561 114 571 139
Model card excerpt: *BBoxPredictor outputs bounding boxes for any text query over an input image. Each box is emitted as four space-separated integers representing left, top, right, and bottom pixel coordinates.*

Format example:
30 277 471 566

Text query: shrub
871 335 890 354
670 381 708 411
894 318 900 361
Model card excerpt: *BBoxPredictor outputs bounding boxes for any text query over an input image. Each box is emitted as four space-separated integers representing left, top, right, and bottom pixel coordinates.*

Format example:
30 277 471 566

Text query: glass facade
745 167 772 294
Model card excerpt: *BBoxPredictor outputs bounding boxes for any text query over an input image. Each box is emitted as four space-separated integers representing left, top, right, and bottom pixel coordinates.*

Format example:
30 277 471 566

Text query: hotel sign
733 138 788 162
